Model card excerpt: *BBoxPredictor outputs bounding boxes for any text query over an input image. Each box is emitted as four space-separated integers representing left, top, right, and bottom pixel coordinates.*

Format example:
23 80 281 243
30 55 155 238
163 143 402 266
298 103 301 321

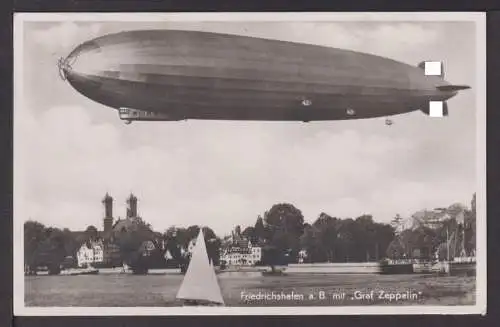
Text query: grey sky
16 20 477 236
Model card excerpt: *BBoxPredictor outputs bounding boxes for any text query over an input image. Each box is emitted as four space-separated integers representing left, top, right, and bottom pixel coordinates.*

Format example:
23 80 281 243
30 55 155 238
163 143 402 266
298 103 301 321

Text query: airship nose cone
58 39 105 83
57 57 70 80
63 40 106 76
58 39 120 108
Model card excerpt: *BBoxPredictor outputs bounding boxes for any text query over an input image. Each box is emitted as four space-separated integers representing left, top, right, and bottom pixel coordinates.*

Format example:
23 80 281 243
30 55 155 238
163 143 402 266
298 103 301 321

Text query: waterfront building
219 228 262 266
298 249 308 263
76 240 104 267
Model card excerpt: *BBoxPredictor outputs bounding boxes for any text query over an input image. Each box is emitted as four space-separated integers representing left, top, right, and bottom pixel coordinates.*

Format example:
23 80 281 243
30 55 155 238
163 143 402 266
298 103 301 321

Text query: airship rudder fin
420 101 449 117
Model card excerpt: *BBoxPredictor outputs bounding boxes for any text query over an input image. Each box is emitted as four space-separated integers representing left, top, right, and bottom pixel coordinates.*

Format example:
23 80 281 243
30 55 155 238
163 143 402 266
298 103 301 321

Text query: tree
32 227 68 274
264 203 305 262
202 226 221 266
163 227 186 269
62 228 80 259
254 216 266 242
465 193 476 255
24 221 83 273
471 193 476 213
336 219 356 262
261 244 281 272
114 219 155 270
300 224 324 262
389 225 440 261
24 221 47 269
353 215 375 261
186 225 199 238
386 239 406 259
264 204 304 235
391 214 404 234
353 215 393 262
312 213 341 262
167 227 189 249
373 223 395 261
242 226 256 243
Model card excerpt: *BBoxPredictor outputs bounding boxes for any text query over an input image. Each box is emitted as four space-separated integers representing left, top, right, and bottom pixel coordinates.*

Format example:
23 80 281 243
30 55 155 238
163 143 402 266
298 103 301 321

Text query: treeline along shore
24 193 476 275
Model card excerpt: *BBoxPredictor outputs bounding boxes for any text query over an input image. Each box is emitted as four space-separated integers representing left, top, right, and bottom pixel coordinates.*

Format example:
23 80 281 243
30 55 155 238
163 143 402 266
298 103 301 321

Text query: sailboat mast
462 223 466 256
447 227 451 262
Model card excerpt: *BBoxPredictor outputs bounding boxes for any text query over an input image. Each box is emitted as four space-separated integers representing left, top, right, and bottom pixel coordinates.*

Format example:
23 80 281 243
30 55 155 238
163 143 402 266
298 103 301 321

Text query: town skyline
24 194 476 276
24 191 476 237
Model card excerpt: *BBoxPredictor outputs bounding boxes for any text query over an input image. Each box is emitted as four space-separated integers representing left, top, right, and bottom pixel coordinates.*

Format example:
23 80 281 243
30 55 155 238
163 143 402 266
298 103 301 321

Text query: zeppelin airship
58 29 470 124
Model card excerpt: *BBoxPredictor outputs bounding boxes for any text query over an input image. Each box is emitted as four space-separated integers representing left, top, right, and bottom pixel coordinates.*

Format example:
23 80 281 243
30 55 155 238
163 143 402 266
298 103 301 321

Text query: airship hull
62 30 457 121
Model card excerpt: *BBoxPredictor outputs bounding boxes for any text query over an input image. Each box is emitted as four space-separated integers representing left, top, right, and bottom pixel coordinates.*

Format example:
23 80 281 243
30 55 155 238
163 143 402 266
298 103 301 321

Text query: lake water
25 273 475 307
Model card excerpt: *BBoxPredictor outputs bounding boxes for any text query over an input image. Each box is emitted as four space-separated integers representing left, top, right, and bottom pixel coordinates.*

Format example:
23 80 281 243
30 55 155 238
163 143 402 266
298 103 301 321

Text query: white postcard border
13 12 487 316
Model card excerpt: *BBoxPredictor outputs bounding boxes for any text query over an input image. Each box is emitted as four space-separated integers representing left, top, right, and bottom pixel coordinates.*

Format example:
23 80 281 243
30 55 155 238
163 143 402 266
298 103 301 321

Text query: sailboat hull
182 299 225 307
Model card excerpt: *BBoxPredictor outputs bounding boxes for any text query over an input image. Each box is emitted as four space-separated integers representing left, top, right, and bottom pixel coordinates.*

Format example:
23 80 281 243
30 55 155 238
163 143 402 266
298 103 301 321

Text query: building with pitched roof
219 228 262 266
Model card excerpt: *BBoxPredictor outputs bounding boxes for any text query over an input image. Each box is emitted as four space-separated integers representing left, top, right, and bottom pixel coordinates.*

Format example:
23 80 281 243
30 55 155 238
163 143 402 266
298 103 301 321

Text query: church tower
102 193 114 233
126 193 138 218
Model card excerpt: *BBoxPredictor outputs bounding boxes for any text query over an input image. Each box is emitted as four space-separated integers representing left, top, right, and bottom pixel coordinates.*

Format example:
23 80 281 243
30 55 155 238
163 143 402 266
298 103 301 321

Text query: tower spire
102 193 114 233
126 193 138 218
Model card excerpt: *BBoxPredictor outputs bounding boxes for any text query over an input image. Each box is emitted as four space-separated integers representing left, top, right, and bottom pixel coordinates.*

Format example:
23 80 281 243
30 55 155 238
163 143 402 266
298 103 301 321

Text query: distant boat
60 266 99 276
176 230 225 306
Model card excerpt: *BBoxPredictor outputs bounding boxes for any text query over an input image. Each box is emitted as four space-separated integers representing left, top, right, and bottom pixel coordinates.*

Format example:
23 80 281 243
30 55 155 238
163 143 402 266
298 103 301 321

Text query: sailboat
176 229 225 306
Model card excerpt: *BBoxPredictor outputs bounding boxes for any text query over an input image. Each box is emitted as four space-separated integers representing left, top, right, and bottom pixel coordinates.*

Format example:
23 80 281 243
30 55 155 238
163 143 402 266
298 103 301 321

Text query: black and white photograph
13 12 486 315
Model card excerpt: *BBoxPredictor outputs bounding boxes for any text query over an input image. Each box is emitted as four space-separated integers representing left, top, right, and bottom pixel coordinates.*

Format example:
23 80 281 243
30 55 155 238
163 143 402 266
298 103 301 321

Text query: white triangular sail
176 229 224 305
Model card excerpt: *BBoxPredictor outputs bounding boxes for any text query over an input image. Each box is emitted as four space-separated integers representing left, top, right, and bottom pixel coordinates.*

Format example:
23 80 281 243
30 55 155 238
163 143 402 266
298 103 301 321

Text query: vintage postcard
13 12 486 315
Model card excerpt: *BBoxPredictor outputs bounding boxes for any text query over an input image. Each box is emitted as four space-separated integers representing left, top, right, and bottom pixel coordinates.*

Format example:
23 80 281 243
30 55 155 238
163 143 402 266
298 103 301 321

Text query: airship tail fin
417 61 444 78
436 85 471 92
